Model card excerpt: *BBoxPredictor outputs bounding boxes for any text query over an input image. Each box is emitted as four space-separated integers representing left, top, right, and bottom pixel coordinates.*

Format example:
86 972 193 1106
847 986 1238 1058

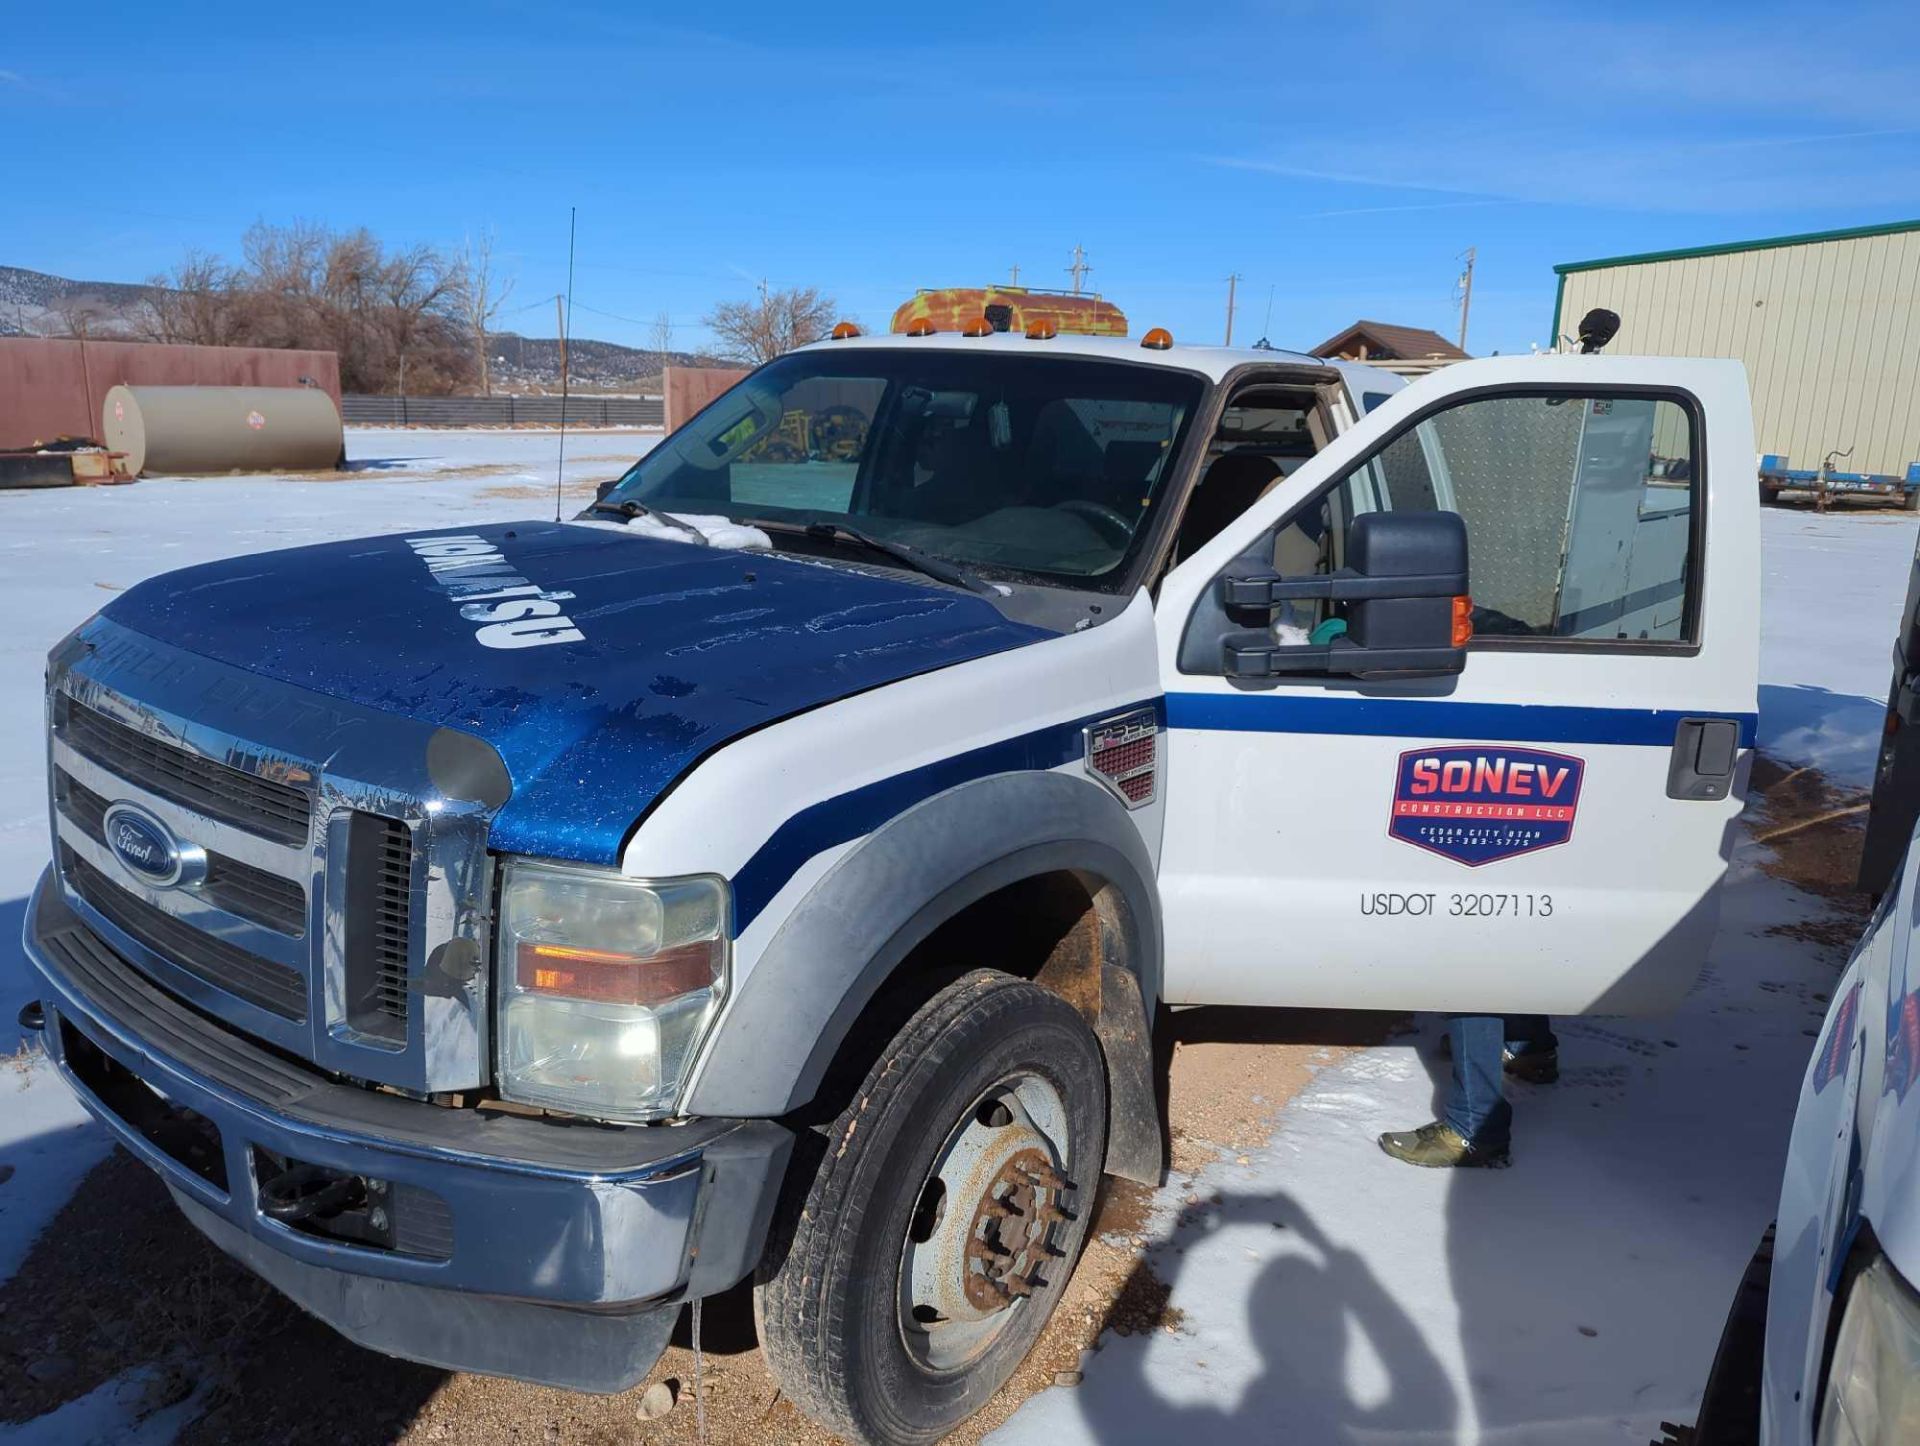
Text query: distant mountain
0 265 735 389
0 265 159 337
487 333 734 391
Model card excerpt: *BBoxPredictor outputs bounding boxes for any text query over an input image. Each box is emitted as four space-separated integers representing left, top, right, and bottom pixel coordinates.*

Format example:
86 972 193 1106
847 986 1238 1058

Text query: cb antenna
554 206 577 523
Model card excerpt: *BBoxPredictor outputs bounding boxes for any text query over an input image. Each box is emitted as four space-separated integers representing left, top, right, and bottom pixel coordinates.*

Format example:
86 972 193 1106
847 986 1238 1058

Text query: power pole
1009 262 1021 285
1457 247 1476 352
1224 273 1241 347
1066 244 1091 296
554 293 569 395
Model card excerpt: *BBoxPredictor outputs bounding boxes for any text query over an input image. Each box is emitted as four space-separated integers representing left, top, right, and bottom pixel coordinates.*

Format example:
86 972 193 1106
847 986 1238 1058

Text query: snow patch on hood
570 514 772 550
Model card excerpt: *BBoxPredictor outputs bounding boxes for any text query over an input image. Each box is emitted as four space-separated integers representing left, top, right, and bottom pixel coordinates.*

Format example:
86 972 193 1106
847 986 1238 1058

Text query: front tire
755 970 1108 1446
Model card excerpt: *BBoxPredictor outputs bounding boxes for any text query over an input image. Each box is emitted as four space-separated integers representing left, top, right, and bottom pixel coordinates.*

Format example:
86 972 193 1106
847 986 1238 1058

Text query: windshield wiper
586 498 709 546
747 519 994 595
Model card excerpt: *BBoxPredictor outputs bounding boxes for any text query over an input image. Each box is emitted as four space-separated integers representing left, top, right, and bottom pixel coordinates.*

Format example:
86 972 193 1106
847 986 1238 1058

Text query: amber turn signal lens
830 320 861 340
905 317 937 337
1451 595 1474 648
1140 327 1173 350
1025 317 1059 340
961 314 993 337
518 941 717 1007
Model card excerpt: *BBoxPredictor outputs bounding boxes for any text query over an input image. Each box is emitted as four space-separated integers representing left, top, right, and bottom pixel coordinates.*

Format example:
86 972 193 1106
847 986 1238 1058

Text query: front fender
683 770 1162 1126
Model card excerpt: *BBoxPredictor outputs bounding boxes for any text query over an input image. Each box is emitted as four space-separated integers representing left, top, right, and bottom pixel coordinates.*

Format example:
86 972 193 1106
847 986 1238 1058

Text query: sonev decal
1388 745 1585 867
406 534 585 650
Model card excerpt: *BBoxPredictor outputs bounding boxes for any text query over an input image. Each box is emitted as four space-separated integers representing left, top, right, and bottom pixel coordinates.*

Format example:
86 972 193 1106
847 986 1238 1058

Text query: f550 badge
1389 745 1585 867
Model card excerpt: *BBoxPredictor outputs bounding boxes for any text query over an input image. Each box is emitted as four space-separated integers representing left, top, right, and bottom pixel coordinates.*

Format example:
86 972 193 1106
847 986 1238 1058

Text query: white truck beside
23 324 1758 1444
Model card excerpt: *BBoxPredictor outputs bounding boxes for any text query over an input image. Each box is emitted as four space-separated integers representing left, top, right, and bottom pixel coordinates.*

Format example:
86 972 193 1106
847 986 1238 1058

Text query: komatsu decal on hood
406 533 586 649
101 521 1055 864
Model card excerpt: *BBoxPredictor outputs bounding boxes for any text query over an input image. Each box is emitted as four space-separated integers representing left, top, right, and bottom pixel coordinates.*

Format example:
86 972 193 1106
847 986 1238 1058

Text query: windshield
600 349 1204 589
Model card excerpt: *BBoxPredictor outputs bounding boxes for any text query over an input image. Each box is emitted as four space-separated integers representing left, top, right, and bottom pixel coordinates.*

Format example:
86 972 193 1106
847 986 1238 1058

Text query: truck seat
1176 451 1281 561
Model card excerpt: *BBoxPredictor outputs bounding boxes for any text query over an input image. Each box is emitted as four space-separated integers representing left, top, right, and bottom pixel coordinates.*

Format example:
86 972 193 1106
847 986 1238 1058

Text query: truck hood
101 520 1054 864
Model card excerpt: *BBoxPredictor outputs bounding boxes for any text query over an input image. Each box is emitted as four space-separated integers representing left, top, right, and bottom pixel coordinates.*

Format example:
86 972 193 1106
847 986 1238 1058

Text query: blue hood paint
103 521 1054 864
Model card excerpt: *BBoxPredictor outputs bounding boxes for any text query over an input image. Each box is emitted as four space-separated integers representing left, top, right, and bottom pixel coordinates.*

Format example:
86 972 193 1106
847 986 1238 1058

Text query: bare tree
704 284 838 365
137 251 240 346
649 310 674 385
43 298 114 339
133 221 481 393
457 228 515 397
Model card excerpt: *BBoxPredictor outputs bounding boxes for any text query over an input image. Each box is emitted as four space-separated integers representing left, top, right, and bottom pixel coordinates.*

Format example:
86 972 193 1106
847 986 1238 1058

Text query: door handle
1667 718 1740 800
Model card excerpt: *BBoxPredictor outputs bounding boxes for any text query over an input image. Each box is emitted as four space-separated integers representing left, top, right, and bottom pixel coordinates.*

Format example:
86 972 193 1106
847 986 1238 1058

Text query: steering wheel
1054 499 1135 546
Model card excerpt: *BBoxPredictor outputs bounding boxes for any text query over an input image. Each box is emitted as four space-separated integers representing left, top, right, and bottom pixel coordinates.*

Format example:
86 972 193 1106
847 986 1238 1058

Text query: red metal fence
664 365 749 433
0 338 342 450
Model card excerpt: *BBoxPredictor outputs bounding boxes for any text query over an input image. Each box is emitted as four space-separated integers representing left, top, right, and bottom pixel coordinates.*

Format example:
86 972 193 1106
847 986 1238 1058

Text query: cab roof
793 329 1401 392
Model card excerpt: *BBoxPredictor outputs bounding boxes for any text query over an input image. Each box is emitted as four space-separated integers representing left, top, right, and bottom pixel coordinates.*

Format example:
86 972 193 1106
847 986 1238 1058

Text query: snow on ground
0 429 656 1442
0 436 1913 1444
991 509 1920 1446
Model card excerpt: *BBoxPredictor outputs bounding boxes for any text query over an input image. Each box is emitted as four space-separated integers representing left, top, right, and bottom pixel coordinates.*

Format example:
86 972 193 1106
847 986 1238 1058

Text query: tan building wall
1553 221 1920 478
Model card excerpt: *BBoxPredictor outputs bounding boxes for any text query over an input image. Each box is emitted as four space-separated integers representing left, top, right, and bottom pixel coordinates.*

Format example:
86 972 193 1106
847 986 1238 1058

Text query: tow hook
259 1163 367 1224
17 1001 44 1033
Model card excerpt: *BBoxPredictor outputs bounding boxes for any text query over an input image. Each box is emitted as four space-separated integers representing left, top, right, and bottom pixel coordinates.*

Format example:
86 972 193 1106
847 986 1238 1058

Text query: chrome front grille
45 618 499 1096
62 847 309 1021
59 694 312 847
341 812 414 1044
58 771 307 935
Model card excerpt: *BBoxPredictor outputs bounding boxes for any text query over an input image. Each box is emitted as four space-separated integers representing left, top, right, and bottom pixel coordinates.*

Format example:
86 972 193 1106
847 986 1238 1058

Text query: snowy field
0 431 1913 1443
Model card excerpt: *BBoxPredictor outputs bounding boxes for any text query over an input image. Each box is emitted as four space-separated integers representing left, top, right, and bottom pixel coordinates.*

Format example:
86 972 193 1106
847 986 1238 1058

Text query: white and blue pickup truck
1690 536 1920 1446
23 328 1759 1445
1690 842 1920 1446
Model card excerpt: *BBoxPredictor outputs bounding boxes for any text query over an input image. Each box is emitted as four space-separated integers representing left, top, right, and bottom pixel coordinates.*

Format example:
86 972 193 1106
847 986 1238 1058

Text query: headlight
495 859 728 1122
1819 1254 1920 1445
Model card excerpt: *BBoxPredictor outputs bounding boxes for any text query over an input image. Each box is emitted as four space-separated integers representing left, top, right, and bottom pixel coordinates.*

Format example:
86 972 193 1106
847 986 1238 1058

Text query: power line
570 298 666 328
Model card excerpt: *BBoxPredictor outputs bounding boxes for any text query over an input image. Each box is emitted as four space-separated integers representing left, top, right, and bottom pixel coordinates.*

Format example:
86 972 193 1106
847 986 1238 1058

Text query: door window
1307 391 1698 644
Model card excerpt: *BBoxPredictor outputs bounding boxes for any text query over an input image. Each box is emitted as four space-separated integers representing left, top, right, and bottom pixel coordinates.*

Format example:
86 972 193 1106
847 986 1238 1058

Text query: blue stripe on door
728 692 1756 936
1164 692 1757 748
730 699 1163 933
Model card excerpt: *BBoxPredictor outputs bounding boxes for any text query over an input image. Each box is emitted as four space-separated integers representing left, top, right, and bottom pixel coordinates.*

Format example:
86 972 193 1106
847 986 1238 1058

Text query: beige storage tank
102 385 343 476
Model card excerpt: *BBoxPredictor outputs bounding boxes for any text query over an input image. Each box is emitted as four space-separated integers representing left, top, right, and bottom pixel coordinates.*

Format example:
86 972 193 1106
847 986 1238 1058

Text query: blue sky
5 1 1918 359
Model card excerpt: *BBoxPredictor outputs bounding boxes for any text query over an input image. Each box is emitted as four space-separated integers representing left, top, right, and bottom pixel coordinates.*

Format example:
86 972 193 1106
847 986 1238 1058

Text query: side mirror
594 478 619 503
1220 511 1470 679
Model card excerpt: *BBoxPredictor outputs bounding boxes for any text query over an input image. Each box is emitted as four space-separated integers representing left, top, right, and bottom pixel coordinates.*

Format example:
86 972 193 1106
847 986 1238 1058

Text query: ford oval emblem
101 802 205 890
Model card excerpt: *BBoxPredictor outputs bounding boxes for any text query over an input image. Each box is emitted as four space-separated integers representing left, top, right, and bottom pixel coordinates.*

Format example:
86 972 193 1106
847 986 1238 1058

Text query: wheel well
797 868 1165 1184
799 870 1105 1120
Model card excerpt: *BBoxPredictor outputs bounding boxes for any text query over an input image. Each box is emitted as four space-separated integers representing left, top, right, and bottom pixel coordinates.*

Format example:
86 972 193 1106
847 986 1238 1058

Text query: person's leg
1502 1014 1560 1084
1443 1014 1513 1151
1504 1014 1557 1055
1379 1014 1512 1167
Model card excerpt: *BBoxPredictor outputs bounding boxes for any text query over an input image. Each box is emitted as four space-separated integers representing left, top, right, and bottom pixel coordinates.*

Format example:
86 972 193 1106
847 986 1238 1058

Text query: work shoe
1503 1048 1559 1085
1436 1035 1561 1083
1378 1121 1511 1169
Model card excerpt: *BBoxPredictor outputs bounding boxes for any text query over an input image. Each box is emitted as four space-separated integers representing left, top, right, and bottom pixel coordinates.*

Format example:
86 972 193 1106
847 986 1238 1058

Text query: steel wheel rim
896 1071 1074 1372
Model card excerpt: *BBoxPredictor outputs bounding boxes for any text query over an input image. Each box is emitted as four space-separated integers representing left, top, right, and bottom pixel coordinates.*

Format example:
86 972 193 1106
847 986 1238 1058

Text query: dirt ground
0 755 1865 1446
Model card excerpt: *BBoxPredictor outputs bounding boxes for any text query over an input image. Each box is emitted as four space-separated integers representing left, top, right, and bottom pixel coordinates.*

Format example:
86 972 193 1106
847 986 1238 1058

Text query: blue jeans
1443 1014 1556 1150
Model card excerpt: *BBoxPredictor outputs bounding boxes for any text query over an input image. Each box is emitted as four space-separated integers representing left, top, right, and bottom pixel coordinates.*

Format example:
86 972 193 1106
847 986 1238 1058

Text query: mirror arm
1222 568 1467 608
1222 631 1464 680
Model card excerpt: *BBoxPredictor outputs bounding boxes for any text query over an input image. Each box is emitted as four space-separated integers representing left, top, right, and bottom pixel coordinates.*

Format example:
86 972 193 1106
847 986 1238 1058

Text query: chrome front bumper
22 868 791 1392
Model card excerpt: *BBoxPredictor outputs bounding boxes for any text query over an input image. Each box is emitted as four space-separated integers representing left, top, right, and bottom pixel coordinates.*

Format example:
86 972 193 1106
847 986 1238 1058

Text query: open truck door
1154 355 1759 1015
